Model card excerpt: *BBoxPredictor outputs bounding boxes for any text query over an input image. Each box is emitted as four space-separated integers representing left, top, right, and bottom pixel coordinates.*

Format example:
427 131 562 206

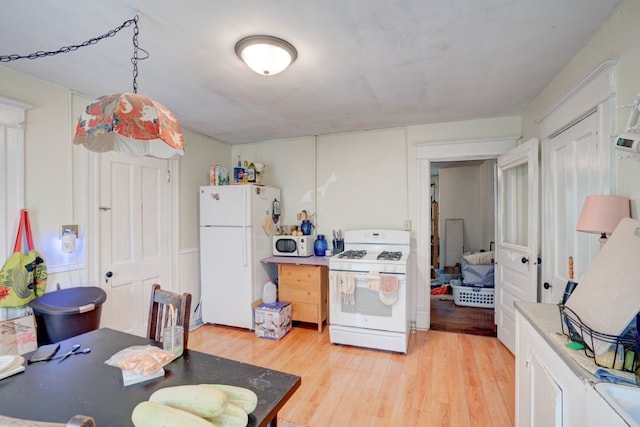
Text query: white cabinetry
515 305 629 427
516 311 586 426
585 385 628 427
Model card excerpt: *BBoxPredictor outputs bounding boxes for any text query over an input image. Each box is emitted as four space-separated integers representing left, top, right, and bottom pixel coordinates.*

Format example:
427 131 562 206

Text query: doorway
429 160 497 336
414 137 517 333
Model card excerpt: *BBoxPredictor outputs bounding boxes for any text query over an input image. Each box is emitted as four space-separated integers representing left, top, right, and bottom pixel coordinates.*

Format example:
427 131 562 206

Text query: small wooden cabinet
278 263 328 333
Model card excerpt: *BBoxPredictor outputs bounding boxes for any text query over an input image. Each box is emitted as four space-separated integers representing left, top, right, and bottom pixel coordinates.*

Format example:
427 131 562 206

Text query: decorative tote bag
0 210 48 308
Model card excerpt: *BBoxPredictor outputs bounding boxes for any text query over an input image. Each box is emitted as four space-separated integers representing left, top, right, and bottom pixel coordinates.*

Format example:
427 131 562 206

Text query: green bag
0 210 47 308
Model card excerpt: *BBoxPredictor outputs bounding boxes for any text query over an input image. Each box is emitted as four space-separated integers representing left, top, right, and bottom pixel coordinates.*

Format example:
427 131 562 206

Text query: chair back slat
147 284 192 348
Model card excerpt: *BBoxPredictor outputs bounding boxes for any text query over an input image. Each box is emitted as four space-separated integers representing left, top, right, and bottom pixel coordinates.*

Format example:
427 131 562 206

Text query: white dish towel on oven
367 271 380 290
330 271 355 305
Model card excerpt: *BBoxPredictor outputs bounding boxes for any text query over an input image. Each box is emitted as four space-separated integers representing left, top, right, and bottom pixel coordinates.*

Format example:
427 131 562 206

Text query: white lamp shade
235 35 297 76
576 195 631 235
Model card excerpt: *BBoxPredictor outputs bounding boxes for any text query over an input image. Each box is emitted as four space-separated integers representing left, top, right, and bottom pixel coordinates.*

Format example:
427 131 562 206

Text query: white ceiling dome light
235 35 297 76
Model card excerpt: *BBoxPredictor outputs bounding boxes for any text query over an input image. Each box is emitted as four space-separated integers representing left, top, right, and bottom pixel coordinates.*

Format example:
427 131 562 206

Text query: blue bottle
301 220 313 235
314 234 328 256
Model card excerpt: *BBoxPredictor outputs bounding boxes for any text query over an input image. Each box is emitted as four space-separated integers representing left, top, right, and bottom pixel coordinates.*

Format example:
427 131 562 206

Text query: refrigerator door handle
242 188 249 267
243 187 248 228
242 226 249 267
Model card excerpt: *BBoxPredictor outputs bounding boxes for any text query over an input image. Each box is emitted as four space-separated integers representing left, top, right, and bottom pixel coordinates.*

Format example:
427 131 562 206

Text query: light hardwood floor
189 323 515 427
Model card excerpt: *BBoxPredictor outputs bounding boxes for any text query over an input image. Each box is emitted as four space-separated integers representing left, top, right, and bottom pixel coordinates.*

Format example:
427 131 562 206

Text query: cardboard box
254 301 292 340
0 314 38 355
209 165 229 186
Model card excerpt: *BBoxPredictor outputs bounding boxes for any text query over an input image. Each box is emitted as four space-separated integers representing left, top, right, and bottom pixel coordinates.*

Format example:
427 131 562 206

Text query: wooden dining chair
147 284 192 349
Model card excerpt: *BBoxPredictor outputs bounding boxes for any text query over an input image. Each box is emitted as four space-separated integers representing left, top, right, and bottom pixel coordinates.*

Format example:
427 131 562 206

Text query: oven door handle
330 270 405 279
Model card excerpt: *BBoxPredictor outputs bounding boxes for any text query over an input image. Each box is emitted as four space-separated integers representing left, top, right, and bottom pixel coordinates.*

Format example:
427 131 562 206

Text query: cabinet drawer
279 286 317 304
291 302 318 323
280 265 321 290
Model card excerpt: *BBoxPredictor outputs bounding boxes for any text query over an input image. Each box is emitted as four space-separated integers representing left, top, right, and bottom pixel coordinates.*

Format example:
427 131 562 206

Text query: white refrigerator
199 184 281 329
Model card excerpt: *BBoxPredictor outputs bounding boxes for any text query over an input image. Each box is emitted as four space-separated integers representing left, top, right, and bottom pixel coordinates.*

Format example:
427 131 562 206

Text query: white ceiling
0 0 621 145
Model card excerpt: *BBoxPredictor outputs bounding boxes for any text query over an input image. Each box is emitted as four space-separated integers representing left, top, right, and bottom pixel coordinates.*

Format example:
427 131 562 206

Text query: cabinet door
585 385 628 427
516 314 533 426
531 353 562 426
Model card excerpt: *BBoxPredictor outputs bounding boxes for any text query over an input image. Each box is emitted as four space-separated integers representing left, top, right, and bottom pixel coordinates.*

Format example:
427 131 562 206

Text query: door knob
105 271 113 284
543 282 552 289
521 257 529 264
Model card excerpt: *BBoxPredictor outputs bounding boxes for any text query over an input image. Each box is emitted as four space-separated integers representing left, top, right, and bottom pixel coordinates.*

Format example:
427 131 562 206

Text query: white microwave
273 235 315 257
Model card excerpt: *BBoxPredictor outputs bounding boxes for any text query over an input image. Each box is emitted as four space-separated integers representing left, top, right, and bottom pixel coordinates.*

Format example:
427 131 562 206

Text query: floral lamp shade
73 92 184 158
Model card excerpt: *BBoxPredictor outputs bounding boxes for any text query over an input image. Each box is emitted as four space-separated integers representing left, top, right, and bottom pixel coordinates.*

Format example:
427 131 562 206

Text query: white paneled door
542 112 604 303
99 152 170 337
496 139 539 354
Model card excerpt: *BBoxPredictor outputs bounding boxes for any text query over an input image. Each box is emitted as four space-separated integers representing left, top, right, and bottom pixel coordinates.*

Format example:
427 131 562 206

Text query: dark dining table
0 328 301 427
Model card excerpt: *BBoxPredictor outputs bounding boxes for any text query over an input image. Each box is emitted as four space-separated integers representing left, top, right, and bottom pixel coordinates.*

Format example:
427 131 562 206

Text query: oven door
329 270 407 332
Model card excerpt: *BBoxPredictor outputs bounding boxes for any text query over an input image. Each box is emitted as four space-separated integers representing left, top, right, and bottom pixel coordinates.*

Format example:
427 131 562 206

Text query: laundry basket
451 284 494 308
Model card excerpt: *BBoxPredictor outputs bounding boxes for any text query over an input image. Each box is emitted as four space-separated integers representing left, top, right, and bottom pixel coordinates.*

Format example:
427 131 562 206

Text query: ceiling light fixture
235 35 297 76
0 15 184 158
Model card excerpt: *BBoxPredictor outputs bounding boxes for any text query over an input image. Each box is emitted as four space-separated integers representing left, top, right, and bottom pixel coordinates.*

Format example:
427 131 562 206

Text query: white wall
234 129 410 238
439 161 495 257
233 137 316 227
479 159 496 251
317 128 408 235
180 129 231 249
0 66 85 289
522 0 640 215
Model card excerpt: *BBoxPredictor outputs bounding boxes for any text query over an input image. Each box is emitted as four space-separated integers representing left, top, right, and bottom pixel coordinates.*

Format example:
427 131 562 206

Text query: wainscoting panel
179 248 202 330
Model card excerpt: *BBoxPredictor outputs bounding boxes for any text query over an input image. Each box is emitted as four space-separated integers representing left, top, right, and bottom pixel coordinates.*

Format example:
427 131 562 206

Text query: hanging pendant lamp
1 16 183 158
72 16 184 158
73 92 184 158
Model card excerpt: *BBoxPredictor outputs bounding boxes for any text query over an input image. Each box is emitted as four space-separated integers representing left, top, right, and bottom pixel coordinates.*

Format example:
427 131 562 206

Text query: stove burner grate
377 251 402 261
337 250 367 259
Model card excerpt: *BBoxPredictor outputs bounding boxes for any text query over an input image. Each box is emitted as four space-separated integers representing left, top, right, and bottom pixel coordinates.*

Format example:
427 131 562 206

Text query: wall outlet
60 224 78 238
403 220 412 231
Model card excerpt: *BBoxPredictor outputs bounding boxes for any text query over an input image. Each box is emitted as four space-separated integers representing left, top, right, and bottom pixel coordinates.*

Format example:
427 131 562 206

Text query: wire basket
559 304 638 373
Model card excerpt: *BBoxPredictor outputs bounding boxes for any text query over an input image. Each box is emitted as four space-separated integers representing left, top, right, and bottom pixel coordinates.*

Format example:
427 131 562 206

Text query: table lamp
576 195 631 248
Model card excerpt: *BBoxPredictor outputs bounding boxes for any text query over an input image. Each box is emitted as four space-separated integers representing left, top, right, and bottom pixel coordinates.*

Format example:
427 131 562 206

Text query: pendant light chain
130 16 149 94
0 15 149 94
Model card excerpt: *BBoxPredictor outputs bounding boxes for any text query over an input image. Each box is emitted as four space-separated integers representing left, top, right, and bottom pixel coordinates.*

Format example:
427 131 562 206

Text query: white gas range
329 229 411 353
